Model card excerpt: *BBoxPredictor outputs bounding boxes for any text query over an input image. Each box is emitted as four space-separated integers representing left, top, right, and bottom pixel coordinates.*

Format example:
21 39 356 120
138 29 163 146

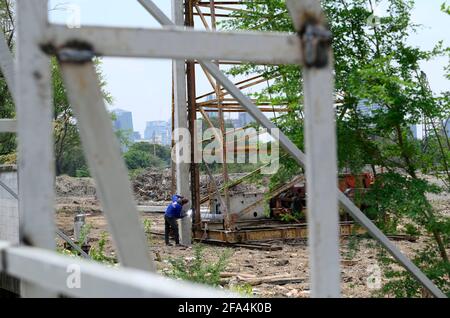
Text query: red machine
270 173 375 221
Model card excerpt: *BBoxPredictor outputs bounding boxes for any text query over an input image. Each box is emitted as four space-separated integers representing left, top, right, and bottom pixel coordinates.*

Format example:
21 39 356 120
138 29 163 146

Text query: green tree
0 0 15 163
0 1 112 176
124 142 168 171
53 58 111 176
223 0 450 296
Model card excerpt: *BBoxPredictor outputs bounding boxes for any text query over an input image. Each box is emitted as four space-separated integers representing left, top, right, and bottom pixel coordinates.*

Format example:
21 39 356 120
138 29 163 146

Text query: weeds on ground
56 223 92 258
374 242 450 298
89 231 116 265
77 223 92 246
143 218 153 244
167 244 232 287
230 283 253 296
344 235 360 260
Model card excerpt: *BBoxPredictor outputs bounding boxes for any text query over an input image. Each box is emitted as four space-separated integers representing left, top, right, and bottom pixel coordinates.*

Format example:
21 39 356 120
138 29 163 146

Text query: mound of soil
56 175 96 197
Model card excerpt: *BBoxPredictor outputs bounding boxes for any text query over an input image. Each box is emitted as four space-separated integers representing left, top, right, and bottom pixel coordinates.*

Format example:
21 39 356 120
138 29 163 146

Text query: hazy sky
48 0 450 135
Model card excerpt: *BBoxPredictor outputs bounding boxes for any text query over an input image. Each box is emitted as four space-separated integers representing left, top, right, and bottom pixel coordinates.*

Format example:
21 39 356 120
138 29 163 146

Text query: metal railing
0 0 446 298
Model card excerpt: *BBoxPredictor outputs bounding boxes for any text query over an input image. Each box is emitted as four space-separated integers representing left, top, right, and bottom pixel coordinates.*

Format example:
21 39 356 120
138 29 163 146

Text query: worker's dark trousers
164 216 179 245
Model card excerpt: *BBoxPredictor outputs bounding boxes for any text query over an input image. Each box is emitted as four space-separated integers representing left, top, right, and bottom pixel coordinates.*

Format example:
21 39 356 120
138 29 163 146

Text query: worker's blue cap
172 194 182 202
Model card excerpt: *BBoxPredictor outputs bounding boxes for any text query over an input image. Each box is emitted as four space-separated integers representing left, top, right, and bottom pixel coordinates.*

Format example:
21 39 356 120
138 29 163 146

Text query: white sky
48 0 450 136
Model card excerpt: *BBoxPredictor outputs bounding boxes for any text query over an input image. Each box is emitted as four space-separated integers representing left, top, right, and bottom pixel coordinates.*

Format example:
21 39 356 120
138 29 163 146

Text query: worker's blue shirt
165 195 183 218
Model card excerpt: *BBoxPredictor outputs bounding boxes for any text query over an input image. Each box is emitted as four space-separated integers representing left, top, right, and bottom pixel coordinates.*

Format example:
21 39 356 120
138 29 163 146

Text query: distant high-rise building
144 121 171 146
112 109 133 132
112 109 134 149
444 119 450 137
410 124 418 139
132 131 141 142
238 112 253 127
230 118 241 128
205 94 218 119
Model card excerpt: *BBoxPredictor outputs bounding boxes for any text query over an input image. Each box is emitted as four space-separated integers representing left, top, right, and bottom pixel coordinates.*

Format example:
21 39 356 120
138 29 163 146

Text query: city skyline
48 0 450 136
111 107 258 143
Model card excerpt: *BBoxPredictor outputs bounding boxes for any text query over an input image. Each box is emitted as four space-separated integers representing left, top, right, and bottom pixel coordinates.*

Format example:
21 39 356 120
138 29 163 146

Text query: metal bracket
299 23 332 68
42 41 95 64
57 48 95 64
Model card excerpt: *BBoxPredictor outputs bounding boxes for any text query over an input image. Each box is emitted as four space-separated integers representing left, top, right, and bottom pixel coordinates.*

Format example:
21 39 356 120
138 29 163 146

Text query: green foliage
114 127 133 150
222 0 449 181
53 58 111 176
75 167 90 178
142 218 153 244
376 241 450 297
279 207 304 224
89 232 116 265
143 218 152 234
230 283 253 296
0 3 111 176
0 1 16 158
77 223 92 246
124 142 170 171
365 173 450 297
223 0 450 297
442 2 450 15
167 244 232 287
365 173 444 231
344 235 361 260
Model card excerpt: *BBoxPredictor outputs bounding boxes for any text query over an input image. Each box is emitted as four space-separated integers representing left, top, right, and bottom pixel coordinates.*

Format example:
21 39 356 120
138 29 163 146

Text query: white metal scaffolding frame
0 0 446 298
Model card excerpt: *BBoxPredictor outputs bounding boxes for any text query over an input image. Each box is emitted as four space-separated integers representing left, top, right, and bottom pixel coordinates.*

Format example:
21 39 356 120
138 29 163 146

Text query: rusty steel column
209 0 232 229
185 0 201 230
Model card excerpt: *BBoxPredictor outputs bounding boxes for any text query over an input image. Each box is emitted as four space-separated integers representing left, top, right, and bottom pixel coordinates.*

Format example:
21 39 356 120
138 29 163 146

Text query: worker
164 194 189 246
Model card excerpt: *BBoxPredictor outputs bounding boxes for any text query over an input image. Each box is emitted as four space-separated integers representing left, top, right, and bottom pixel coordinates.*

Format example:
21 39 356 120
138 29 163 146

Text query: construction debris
56 175 96 197
131 168 266 203
132 169 173 202
55 168 267 204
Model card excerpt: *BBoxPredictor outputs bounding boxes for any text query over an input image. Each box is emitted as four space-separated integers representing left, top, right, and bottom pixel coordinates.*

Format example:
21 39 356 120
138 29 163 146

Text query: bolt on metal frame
0 0 445 298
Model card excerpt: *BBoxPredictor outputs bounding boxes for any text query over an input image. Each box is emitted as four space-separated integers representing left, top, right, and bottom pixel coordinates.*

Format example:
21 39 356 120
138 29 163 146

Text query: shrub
167 244 232 287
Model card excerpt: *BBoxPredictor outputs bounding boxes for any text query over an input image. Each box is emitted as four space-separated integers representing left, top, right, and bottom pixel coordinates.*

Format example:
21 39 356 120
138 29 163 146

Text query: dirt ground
55 208 439 298
54 174 449 298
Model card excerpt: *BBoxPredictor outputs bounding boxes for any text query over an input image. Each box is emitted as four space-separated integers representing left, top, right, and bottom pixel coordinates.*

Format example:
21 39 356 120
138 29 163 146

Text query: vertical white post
60 62 155 272
287 0 341 297
172 0 192 246
16 0 56 297
303 65 341 298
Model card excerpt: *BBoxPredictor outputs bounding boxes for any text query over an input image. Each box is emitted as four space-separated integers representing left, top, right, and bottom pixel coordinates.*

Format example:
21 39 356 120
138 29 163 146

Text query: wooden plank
221 274 304 286
59 61 154 272
16 0 56 298
233 243 282 251
44 24 302 64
